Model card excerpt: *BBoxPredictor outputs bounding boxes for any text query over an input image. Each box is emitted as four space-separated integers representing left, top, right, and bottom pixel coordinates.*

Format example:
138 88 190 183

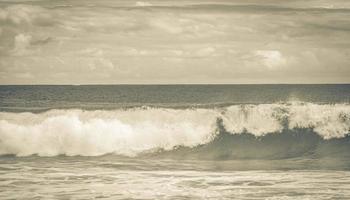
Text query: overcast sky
0 0 350 84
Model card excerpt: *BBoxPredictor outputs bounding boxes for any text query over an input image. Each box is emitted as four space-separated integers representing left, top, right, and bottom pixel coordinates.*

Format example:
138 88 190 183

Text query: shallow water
1 157 350 199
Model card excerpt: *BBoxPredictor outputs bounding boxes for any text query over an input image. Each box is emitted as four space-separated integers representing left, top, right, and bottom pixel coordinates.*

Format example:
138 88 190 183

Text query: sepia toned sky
0 0 350 84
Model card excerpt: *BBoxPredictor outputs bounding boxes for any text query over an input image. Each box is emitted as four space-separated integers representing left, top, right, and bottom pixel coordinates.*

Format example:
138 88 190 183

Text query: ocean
1 84 350 199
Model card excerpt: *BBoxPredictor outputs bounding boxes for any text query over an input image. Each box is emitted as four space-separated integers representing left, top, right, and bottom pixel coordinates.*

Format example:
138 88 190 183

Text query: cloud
196 47 216 57
0 0 350 84
11 33 32 55
0 4 55 56
77 48 116 71
14 72 34 79
150 18 184 34
135 2 152 7
87 57 115 71
255 50 287 69
0 4 54 26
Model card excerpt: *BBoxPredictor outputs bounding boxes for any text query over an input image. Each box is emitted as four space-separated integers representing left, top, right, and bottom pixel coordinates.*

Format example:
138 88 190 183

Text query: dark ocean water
1 84 349 111
1 85 350 199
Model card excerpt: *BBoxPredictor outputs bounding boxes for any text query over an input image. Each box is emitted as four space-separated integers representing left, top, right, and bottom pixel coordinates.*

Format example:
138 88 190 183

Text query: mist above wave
0 103 349 157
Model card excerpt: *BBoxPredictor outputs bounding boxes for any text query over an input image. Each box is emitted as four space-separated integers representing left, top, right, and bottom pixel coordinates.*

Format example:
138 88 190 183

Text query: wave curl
0 103 349 157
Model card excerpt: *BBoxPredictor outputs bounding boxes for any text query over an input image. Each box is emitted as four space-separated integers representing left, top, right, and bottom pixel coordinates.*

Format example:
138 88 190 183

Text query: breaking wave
0 102 349 158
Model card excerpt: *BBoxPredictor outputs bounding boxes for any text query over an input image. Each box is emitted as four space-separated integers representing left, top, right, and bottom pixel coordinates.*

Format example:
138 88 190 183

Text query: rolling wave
0 102 349 158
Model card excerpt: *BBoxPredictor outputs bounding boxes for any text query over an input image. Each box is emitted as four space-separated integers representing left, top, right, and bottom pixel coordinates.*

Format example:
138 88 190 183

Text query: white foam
0 103 349 156
221 104 286 136
0 108 218 156
288 103 350 139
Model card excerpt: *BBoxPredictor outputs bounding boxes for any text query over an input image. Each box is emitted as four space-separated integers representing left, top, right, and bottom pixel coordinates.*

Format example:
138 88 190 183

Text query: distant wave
0 102 349 157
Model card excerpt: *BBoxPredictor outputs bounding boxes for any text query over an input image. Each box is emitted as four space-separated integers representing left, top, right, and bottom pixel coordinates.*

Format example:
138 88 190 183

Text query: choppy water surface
1 85 350 199
1 157 350 200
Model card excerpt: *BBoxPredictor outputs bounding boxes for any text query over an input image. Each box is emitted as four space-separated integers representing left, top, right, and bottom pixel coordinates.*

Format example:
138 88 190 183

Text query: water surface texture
1 85 350 199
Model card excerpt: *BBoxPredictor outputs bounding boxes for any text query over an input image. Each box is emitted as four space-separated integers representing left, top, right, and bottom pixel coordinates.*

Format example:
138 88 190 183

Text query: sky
0 0 350 84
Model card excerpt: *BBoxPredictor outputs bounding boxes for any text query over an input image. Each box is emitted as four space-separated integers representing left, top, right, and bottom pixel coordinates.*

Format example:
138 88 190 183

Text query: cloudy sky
0 0 350 84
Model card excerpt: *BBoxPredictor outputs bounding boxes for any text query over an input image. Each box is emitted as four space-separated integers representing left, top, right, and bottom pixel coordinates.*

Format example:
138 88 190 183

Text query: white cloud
170 50 184 56
255 50 287 69
135 1 152 7
12 33 32 55
0 4 55 57
79 48 104 57
14 72 34 79
0 5 53 26
78 48 116 71
150 18 184 34
196 47 216 57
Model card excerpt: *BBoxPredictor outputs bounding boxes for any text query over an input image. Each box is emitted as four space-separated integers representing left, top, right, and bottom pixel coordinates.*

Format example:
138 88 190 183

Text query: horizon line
1 83 350 86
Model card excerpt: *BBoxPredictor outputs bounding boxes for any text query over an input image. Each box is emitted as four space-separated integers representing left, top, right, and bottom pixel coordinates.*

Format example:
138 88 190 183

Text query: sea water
1 85 350 199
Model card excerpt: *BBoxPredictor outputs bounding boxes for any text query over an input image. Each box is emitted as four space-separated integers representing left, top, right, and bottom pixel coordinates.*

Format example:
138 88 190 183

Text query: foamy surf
0 102 349 157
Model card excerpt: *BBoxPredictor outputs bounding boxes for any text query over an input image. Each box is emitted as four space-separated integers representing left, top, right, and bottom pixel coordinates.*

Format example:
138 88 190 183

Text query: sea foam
0 103 349 157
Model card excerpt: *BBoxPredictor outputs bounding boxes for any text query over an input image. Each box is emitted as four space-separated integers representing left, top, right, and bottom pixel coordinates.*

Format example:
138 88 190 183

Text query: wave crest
0 103 349 157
